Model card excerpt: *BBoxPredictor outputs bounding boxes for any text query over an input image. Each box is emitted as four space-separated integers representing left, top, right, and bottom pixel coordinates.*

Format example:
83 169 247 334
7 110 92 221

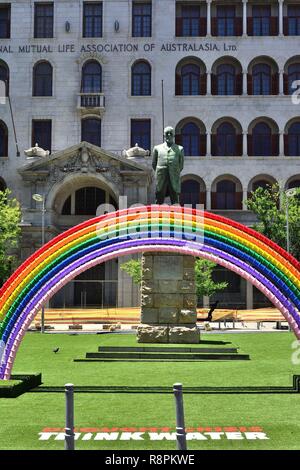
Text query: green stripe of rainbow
0 205 300 379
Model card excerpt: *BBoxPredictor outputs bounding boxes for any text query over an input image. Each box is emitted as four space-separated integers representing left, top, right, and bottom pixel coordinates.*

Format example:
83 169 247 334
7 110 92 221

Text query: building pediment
18 142 152 184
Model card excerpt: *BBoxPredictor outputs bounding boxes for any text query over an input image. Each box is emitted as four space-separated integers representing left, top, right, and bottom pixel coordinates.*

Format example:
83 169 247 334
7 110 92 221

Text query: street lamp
285 188 297 253
32 193 46 333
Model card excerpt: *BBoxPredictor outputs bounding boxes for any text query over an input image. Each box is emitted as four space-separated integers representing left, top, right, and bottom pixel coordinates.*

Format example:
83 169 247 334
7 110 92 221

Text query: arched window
216 123 237 156
252 64 271 95
216 180 236 210
252 179 272 192
0 177 6 192
33 61 53 96
288 179 300 189
131 61 151 96
216 64 235 95
181 122 201 156
181 179 200 207
180 179 204 208
287 122 300 156
252 122 272 156
287 64 300 95
82 61 102 93
0 121 8 157
181 64 201 95
81 118 101 147
62 188 117 215
0 61 9 96
75 187 105 215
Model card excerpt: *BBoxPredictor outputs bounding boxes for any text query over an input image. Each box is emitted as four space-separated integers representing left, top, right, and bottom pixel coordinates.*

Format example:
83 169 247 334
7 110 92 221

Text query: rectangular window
34 3 54 38
252 5 271 36
216 5 235 36
132 2 152 37
0 4 11 38
32 120 52 152
181 5 201 36
83 2 103 38
288 5 300 35
131 119 151 151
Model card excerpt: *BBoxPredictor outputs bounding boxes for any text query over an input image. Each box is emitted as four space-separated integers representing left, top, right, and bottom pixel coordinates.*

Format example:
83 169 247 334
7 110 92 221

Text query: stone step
98 346 239 354
85 352 250 360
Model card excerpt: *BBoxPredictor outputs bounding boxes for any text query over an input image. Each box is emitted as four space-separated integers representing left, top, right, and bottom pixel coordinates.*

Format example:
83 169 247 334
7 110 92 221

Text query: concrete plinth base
137 324 199 344
138 252 199 344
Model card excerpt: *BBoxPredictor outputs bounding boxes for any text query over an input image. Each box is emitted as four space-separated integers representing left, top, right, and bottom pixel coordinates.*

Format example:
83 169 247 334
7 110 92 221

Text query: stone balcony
77 93 105 117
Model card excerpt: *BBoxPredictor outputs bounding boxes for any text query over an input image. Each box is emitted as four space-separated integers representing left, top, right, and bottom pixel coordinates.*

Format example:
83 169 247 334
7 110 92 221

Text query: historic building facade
1 0 300 309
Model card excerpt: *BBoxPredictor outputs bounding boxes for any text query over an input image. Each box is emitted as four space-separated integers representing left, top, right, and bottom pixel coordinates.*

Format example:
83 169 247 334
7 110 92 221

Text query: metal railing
78 93 105 109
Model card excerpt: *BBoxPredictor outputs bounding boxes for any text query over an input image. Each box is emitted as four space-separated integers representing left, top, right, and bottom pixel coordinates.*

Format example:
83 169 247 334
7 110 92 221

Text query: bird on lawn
52 347 60 353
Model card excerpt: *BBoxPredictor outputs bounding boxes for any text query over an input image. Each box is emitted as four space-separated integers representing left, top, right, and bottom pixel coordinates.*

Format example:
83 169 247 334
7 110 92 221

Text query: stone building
0 0 300 309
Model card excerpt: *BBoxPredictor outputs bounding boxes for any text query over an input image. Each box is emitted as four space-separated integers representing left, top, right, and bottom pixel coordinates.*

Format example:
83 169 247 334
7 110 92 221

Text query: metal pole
41 199 45 333
286 196 290 253
161 80 165 140
173 383 187 451
7 88 20 157
42 199 45 246
41 306 45 334
65 383 75 450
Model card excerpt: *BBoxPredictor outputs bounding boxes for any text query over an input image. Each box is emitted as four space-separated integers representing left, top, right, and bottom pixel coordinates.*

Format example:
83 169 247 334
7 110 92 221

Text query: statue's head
164 126 175 145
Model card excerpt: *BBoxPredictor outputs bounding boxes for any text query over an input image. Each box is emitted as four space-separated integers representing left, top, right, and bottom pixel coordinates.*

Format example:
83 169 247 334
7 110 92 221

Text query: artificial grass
0 331 299 450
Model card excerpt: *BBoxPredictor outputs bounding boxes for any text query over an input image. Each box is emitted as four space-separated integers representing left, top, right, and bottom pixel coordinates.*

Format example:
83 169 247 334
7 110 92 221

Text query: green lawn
0 331 300 450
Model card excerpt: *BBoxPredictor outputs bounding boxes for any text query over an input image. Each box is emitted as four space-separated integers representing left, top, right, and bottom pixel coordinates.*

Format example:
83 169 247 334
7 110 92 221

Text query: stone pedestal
137 253 199 344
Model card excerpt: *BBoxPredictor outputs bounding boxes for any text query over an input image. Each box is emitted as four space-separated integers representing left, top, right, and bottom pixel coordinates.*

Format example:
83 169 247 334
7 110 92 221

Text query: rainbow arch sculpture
1 205 300 380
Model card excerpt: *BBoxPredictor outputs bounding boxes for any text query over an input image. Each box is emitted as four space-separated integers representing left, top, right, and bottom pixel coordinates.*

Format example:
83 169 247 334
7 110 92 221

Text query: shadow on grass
29 375 300 394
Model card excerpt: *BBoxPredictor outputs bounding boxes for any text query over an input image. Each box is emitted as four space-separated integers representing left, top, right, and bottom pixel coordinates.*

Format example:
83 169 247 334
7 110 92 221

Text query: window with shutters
0 121 8 157
33 61 53 96
252 122 272 156
81 118 101 147
131 61 151 96
215 5 236 36
82 61 102 93
0 61 9 96
34 3 54 38
287 63 300 95
32 120 52 152
286 5 300 35
132 2 152 37
287 122 300 156
176 3 206 37
0 4 10 38
131 119 151 150
83 2 102 37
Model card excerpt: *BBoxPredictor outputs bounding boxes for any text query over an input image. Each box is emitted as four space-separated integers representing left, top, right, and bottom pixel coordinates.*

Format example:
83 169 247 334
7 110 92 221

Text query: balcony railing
77 93 105 116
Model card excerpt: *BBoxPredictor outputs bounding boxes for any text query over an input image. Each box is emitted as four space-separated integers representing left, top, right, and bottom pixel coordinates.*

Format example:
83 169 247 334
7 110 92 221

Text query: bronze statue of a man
152 126 184 205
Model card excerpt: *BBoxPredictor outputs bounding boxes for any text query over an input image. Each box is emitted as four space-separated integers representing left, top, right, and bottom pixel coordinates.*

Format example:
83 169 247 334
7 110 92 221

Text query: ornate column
207 0 212 36
206 69 211 95
243 187 248 210
206 131 211 157
206 185 211 210
243 69 248 95
279 130 285 156
279 69 284 95
278 0 284 36
242 0 248 37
